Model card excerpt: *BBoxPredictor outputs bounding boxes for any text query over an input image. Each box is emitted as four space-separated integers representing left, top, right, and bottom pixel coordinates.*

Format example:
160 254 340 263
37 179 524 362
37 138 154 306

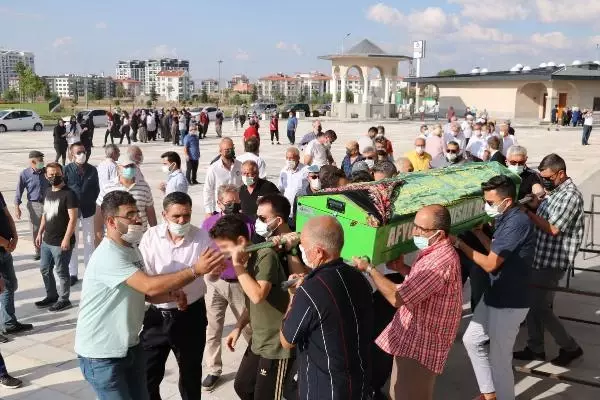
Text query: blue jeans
40 242 72 301
179 129 188 145
0 251 18 328
79 344 149 400
287 129 295 144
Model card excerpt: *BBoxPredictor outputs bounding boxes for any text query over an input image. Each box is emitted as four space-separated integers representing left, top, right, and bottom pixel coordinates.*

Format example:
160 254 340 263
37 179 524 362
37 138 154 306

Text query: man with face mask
514 154 584 367
278 147 306 222
430 141 467 169
14 150 49 261
138 191 220 400
405 137 431 171
291 165 320 224
35 163 78 312
64 142 100 286
159 151 188 195
362 146 377 171
354 204 462 400
76 191 224 399
505 146 542 200
444 121 466 154
280 216 373 400
204 137 243 219
465 123 486 162
340 140 364 178
452 176 535 400
93 161 157 247
239 160 280 219
303 129 337 167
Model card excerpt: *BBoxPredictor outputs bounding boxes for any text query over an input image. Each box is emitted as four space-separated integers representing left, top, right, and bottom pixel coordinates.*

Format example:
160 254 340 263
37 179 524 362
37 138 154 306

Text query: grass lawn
0 103 50 115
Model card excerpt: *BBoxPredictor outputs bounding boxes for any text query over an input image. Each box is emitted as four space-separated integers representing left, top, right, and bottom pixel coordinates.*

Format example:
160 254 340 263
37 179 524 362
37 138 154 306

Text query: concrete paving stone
12 343 76 365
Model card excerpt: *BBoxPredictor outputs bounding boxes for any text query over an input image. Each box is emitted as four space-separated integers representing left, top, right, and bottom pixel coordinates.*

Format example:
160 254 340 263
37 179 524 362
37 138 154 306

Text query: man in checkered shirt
514 153 584 367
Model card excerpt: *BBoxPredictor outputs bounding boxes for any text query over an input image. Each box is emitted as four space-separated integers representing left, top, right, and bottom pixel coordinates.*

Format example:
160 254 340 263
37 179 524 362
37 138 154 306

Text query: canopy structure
319 39 412 119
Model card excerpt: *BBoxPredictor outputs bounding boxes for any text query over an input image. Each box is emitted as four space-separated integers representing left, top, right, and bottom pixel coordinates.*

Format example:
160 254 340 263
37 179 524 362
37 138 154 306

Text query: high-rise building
0 50 35 93
43 75 116 99
115 58 189 94
156 70 190 102
200 79 219 93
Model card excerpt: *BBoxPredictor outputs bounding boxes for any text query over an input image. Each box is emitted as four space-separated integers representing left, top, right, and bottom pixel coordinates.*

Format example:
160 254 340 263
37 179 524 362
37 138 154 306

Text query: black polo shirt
518 167 542 200
239 179 280 218
281 259 373 399
487 207 536 308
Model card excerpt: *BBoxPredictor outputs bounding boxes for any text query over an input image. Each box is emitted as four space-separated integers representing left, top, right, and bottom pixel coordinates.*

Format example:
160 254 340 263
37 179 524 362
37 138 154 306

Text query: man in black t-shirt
239 160 280 219
35 163 78 312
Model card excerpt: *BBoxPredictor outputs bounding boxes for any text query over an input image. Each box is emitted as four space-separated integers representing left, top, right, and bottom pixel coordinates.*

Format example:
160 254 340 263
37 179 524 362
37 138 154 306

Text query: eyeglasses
447 149 459 154
508 160 526 166
413 222 438 232
543 170 561 181
114 212 140 221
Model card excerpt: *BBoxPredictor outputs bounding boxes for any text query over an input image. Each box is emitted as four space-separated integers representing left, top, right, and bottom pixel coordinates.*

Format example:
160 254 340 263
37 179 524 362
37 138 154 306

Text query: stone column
340 75 347 104
362 66 370 104
544 85 556 122
384 74 391 104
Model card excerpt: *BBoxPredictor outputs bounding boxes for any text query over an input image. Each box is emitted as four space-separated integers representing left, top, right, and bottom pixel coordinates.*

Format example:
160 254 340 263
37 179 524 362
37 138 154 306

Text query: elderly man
298 120 322 151
363 146 377 170
500 121 518 156
514 154 584 367
96 145 120 191
373 160 398 181
444 121 466 154
404 137 431 171
506 145 542 200
356 205 463 400
430 141 468 168
341 140 365 178
236 137 267 179
14 150 49 261
94 161 157 246
303 129 337 167
203 138 243 218
240 160 280 219
454 176 535 400
395 157 414 173
126 145 146 182
280 216 373 399
466 125 486 161
278 147 306 222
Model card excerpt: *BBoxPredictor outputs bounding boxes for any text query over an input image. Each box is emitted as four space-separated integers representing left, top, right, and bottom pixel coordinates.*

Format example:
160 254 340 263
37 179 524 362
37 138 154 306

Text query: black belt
153 297 204 315
221 278 238 283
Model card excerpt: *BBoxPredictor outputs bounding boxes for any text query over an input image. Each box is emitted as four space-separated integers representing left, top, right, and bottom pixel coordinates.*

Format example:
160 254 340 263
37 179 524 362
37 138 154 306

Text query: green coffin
295 162 520 265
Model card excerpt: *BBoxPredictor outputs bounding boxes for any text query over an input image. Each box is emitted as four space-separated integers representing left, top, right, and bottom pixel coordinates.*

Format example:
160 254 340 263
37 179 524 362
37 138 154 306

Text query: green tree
231 93 243 105
146 99 153 108
311 90 320 105
116 83 126 98
437 69 457 77
150 85 158 102
251 85 258 102
94 83 104 100
114 99 120 106
321 93 333 104
200 89 208 103
2 89 18 102
346 90 354 103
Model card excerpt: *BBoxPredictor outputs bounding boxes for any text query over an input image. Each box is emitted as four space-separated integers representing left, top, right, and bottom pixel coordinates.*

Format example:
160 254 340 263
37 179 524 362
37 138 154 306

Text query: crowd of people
0 110 587 400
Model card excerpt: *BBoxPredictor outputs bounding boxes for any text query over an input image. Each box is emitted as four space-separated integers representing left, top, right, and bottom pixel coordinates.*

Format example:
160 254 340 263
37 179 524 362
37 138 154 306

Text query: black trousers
186 159 199 183
270 130 279 142
120 126 131 144
104 129 114 145
54 144 67 165
140 298 207 400
132 126 138 142
234 345 291 400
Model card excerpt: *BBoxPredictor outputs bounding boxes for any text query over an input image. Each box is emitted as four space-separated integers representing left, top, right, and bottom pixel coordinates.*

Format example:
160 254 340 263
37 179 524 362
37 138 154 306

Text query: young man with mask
159 151 188 195
201 184 254 391
239 160 280 219
303 130 337 167
210 215 291 400
505 146 542 200
14 150 49 261
64 142 100 285
93 161 157 246
138 192 220 400
514 154 584 367
404 137 431 171
76 191 224 399
430 141 468 169
354 205 462 400
452 175 535 400
204 137 243 218
35 163 78 311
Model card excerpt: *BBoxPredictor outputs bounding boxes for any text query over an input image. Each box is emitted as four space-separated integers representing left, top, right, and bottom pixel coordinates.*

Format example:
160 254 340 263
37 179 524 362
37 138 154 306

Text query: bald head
300 216 344 266
127 145 143 164
396 157 414 173
414 204 451 235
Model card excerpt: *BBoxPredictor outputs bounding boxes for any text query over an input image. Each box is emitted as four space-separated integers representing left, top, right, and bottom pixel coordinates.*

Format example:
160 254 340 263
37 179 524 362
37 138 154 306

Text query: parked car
188 107 202 118
284 103 311 117
316 104 331 116
0 109 44 132
202 106 222 121
248 103 277 117
62 109 109 127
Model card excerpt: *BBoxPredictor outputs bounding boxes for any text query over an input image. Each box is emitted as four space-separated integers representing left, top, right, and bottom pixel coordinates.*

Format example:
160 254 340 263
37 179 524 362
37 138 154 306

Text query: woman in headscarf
53 119 68 165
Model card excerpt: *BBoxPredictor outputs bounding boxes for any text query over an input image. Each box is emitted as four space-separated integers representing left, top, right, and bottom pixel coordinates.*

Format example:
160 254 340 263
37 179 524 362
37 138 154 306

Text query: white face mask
415 146 425 155
168 221 191 237
365 159 375 169
484 198 508 219
299 244 313 268
286 160 297 170
242 176 255 186
74 153 86 164
255 218 278 238
508 164 524 175
119 223 145 246
162 163 173 174
473 130 482 137
446 152 458 162
309 178 321 191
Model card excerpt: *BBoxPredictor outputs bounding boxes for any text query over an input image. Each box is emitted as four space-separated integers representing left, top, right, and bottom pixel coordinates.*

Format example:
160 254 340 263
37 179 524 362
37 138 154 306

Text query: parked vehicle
248 103 277 117
0 109 44 132
316 104 331 116
284 103 311 117
202 106 222 121
62 109 109 127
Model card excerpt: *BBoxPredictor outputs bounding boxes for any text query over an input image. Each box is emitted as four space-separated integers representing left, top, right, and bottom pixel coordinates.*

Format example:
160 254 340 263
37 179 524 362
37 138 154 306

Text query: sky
2 0 600 81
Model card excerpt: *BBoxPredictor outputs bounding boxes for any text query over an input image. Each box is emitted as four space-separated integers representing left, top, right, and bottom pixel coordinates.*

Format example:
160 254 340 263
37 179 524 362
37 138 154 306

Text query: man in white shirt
357 126 377 154
466 124 487 161
303 130 337 167
500 122 518 156
139 191 221 400
96 144 120 191
203 137 242 218
444 116 458 135
444 122 466 155
278 147 306 220
582 109 594 145
235 137 267 179
461 115 474 145
159 152 188 195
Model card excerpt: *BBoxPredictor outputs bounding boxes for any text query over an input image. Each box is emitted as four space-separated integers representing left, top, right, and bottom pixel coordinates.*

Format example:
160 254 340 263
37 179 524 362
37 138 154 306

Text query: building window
594 97 600 112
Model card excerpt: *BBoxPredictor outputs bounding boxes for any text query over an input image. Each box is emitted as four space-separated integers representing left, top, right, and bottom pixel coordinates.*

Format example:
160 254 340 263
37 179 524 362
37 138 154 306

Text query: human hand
193 248 225 276
14 205 21 220
172 290 188 311
35 234 42 248
60 239 70 251
352 256 371 273
230 244 250 270
285 273 305 295
226 327 241 352
7 238 17 252
271 232 300 253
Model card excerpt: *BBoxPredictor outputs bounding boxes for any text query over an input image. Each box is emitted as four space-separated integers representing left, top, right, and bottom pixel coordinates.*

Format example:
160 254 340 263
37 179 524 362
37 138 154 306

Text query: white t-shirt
461 121 472 138
304 139 330 167
501 135 518 156
584 115 594 126
357 135 374 154
466 137 487 160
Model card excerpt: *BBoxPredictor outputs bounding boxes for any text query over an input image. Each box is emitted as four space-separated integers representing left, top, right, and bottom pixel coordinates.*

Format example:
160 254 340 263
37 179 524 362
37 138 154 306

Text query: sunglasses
447 149 459 154
508 160 526 166
308 175 319 180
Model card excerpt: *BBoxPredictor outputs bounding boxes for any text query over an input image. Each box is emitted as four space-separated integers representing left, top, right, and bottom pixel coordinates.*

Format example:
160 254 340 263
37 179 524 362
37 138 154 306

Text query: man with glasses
203 137 243 219
505 145 542 200
431 141 468 168
239 161 279 219
514 153 585 367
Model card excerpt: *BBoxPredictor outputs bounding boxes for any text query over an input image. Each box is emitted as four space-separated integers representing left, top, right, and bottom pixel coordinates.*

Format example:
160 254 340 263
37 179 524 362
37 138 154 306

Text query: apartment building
0 50 35 93
156 70 190 102
115 58 189 94
44 75 116 99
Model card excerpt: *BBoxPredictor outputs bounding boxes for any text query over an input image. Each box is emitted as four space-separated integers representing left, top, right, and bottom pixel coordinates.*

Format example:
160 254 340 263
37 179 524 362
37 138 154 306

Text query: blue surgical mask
413 230 441 250
122 167 136 180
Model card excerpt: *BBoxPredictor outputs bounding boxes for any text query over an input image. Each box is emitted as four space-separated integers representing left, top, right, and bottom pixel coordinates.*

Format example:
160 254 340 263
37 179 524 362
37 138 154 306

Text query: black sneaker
551 347 583 367
0 334 9 343
35 297 58 308
48 300 72 312
33 254 40 261
4 322 33 335
70 275 78 287
202 374 220 392
0 374 22 389
513 347 546 361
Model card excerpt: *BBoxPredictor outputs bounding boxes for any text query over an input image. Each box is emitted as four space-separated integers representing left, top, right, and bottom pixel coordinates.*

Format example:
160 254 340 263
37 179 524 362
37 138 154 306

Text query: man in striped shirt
280 216 373 399
93 161 157 246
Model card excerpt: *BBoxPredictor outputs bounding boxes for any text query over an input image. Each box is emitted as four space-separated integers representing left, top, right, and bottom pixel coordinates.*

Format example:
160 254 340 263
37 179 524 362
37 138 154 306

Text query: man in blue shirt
160 151 188 195
14 150 48 261
286 111 298 145
183 124 200 185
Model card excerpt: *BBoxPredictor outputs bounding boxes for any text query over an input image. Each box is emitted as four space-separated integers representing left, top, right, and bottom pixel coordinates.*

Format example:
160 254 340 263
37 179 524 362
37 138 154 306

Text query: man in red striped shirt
355 204 463 400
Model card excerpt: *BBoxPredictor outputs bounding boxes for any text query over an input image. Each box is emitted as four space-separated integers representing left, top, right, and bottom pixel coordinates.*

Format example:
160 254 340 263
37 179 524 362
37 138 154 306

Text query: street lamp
341 33 351 54
217 60 223 104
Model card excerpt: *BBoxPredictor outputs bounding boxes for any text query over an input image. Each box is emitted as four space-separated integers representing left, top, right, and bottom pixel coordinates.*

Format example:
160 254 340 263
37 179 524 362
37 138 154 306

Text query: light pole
341 33 351 54
217 60 223 104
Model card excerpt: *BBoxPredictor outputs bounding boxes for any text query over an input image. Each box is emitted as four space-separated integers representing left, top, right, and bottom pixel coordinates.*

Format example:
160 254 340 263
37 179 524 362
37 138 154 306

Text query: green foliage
114 99 120 106
14 61 46 102
200 89 208 103
150 85 158 102
94 83 104 100
346 90 354 103
310 90 320 105
2 89 18 102
273 90 286 105
321 93 333 104
230 93 244 105
146 99 153 108
437 69 457 77
116 83 126 98
251 85 258 102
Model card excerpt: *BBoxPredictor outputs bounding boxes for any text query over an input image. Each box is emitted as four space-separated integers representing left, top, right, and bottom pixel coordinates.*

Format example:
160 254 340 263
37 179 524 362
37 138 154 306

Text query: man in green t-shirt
209 215 291 400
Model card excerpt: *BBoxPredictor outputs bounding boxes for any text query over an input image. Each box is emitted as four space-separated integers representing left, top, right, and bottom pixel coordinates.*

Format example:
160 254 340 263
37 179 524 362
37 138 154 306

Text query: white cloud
95 21 107 29
449 0 530 20
454 23 514 42
152 44 177 57
366 3 403 26
367 4 458 36
275 41 287 50
235 49 249 60
291 44 303 56
52 36 72 48
536 0 600 22
275 41 303 55
530 32 570 49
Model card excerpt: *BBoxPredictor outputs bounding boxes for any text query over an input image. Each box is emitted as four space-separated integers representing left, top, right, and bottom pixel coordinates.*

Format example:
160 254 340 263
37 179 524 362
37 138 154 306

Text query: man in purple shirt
201 184 254 392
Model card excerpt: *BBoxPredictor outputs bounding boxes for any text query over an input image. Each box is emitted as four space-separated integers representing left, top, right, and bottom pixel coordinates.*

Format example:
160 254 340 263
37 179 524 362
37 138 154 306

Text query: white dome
470 67 480 74
547 61 556 67
539 62 547 68
558 63 566 67
572 60 582 66
522 66 532 73
510 66 520 72
515 63 523 69
480 68 488 74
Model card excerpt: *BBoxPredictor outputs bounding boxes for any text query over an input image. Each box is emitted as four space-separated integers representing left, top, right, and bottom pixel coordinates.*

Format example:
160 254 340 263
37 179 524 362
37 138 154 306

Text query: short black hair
373 160 397 178
101 191 136 219
324 129 337 142
351 170 374 183
161 151 181 168
368 126 378 135
163 191 192 210
70 141 84 150
538 153 566 173
209 214 250 241
319 165 346 189
244 137 260 153
256 194 291 220
447 140 460 149
481 175 516 199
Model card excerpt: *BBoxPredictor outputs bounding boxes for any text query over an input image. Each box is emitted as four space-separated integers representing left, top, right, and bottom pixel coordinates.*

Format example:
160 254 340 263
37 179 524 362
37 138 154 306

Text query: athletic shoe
0 374 22 389
202 374 220 392
35 297 58 308
48 300 72 312
4 322 33 335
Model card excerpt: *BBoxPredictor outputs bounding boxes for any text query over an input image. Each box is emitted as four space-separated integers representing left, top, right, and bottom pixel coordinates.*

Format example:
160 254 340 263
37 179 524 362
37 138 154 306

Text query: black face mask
542 177 556 191
47 176 63 186
223 149 235 160
223 202 241 215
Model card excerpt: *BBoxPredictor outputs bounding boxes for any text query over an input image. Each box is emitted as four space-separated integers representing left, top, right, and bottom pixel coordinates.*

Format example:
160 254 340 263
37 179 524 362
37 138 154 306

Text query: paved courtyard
0 118 598 399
